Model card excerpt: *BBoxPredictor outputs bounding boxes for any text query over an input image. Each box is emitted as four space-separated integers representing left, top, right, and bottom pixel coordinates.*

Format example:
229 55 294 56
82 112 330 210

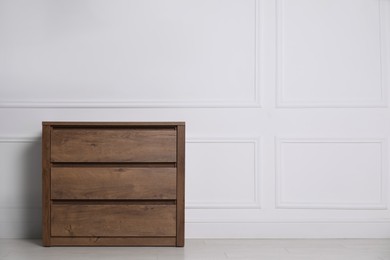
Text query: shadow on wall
19 138 42 239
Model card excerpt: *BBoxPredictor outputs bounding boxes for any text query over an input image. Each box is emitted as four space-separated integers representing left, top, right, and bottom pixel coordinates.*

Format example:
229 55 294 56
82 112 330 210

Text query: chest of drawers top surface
43 121 185 126
42 122 185 247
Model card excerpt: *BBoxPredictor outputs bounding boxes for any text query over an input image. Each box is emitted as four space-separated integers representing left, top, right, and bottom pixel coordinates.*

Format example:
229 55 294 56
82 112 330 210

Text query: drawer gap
51 125 178 129
51 162 177 168
51 236 176 238
52 200 176 205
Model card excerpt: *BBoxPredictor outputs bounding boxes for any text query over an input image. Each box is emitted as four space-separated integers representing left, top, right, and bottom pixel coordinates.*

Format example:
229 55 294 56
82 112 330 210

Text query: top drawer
51 128 177 162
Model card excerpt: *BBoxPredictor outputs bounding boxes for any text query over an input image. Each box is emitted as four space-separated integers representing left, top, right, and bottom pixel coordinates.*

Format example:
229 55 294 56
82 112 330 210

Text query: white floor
1 239 390 260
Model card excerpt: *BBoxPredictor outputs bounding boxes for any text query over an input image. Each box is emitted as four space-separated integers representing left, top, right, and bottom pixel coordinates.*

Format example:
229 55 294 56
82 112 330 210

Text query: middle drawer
51 167 176 200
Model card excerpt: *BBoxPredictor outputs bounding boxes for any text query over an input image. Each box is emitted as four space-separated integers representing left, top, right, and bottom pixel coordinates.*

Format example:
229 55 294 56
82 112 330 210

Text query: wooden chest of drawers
42 122 185 247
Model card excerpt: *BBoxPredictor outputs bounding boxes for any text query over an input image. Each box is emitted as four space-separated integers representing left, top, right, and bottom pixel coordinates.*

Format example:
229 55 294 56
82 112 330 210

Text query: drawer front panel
51 128 176 162
51 167 176 200
51 204 176 237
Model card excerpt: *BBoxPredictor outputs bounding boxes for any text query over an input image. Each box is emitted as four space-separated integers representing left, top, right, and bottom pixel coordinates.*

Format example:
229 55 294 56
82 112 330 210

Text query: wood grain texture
50 237 176 246
51 167 176 200
42 125 51 246
51 204 176 237
51 128 176 162
43 122 185 247
176 124 185 247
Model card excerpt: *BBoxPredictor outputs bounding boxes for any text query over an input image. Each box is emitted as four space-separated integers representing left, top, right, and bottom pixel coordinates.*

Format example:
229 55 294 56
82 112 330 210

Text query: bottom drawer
51 204 176 237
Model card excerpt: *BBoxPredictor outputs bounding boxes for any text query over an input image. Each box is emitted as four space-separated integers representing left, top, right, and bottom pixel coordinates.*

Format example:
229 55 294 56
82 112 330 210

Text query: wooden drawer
51 204 176 237
51 128 176 162
51 167 176 200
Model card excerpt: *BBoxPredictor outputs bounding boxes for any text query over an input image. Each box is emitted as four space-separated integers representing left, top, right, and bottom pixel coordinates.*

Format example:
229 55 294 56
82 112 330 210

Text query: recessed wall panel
0 0 257 107
277 0 385 107
277 139 385 209
0 140 41 209
0 139 41 238
186 140 259 208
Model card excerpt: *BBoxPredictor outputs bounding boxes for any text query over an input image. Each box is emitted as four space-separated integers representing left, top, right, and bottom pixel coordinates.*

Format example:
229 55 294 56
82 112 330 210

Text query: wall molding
186 137 262 209
0 137 40 143
275 138 388 210
186 217 390 223
0 99 262 109
0 0 261 109
275 0 388 108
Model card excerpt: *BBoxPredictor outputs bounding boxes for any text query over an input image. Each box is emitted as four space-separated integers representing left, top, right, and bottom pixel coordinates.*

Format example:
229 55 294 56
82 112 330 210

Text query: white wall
1 0 390 238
